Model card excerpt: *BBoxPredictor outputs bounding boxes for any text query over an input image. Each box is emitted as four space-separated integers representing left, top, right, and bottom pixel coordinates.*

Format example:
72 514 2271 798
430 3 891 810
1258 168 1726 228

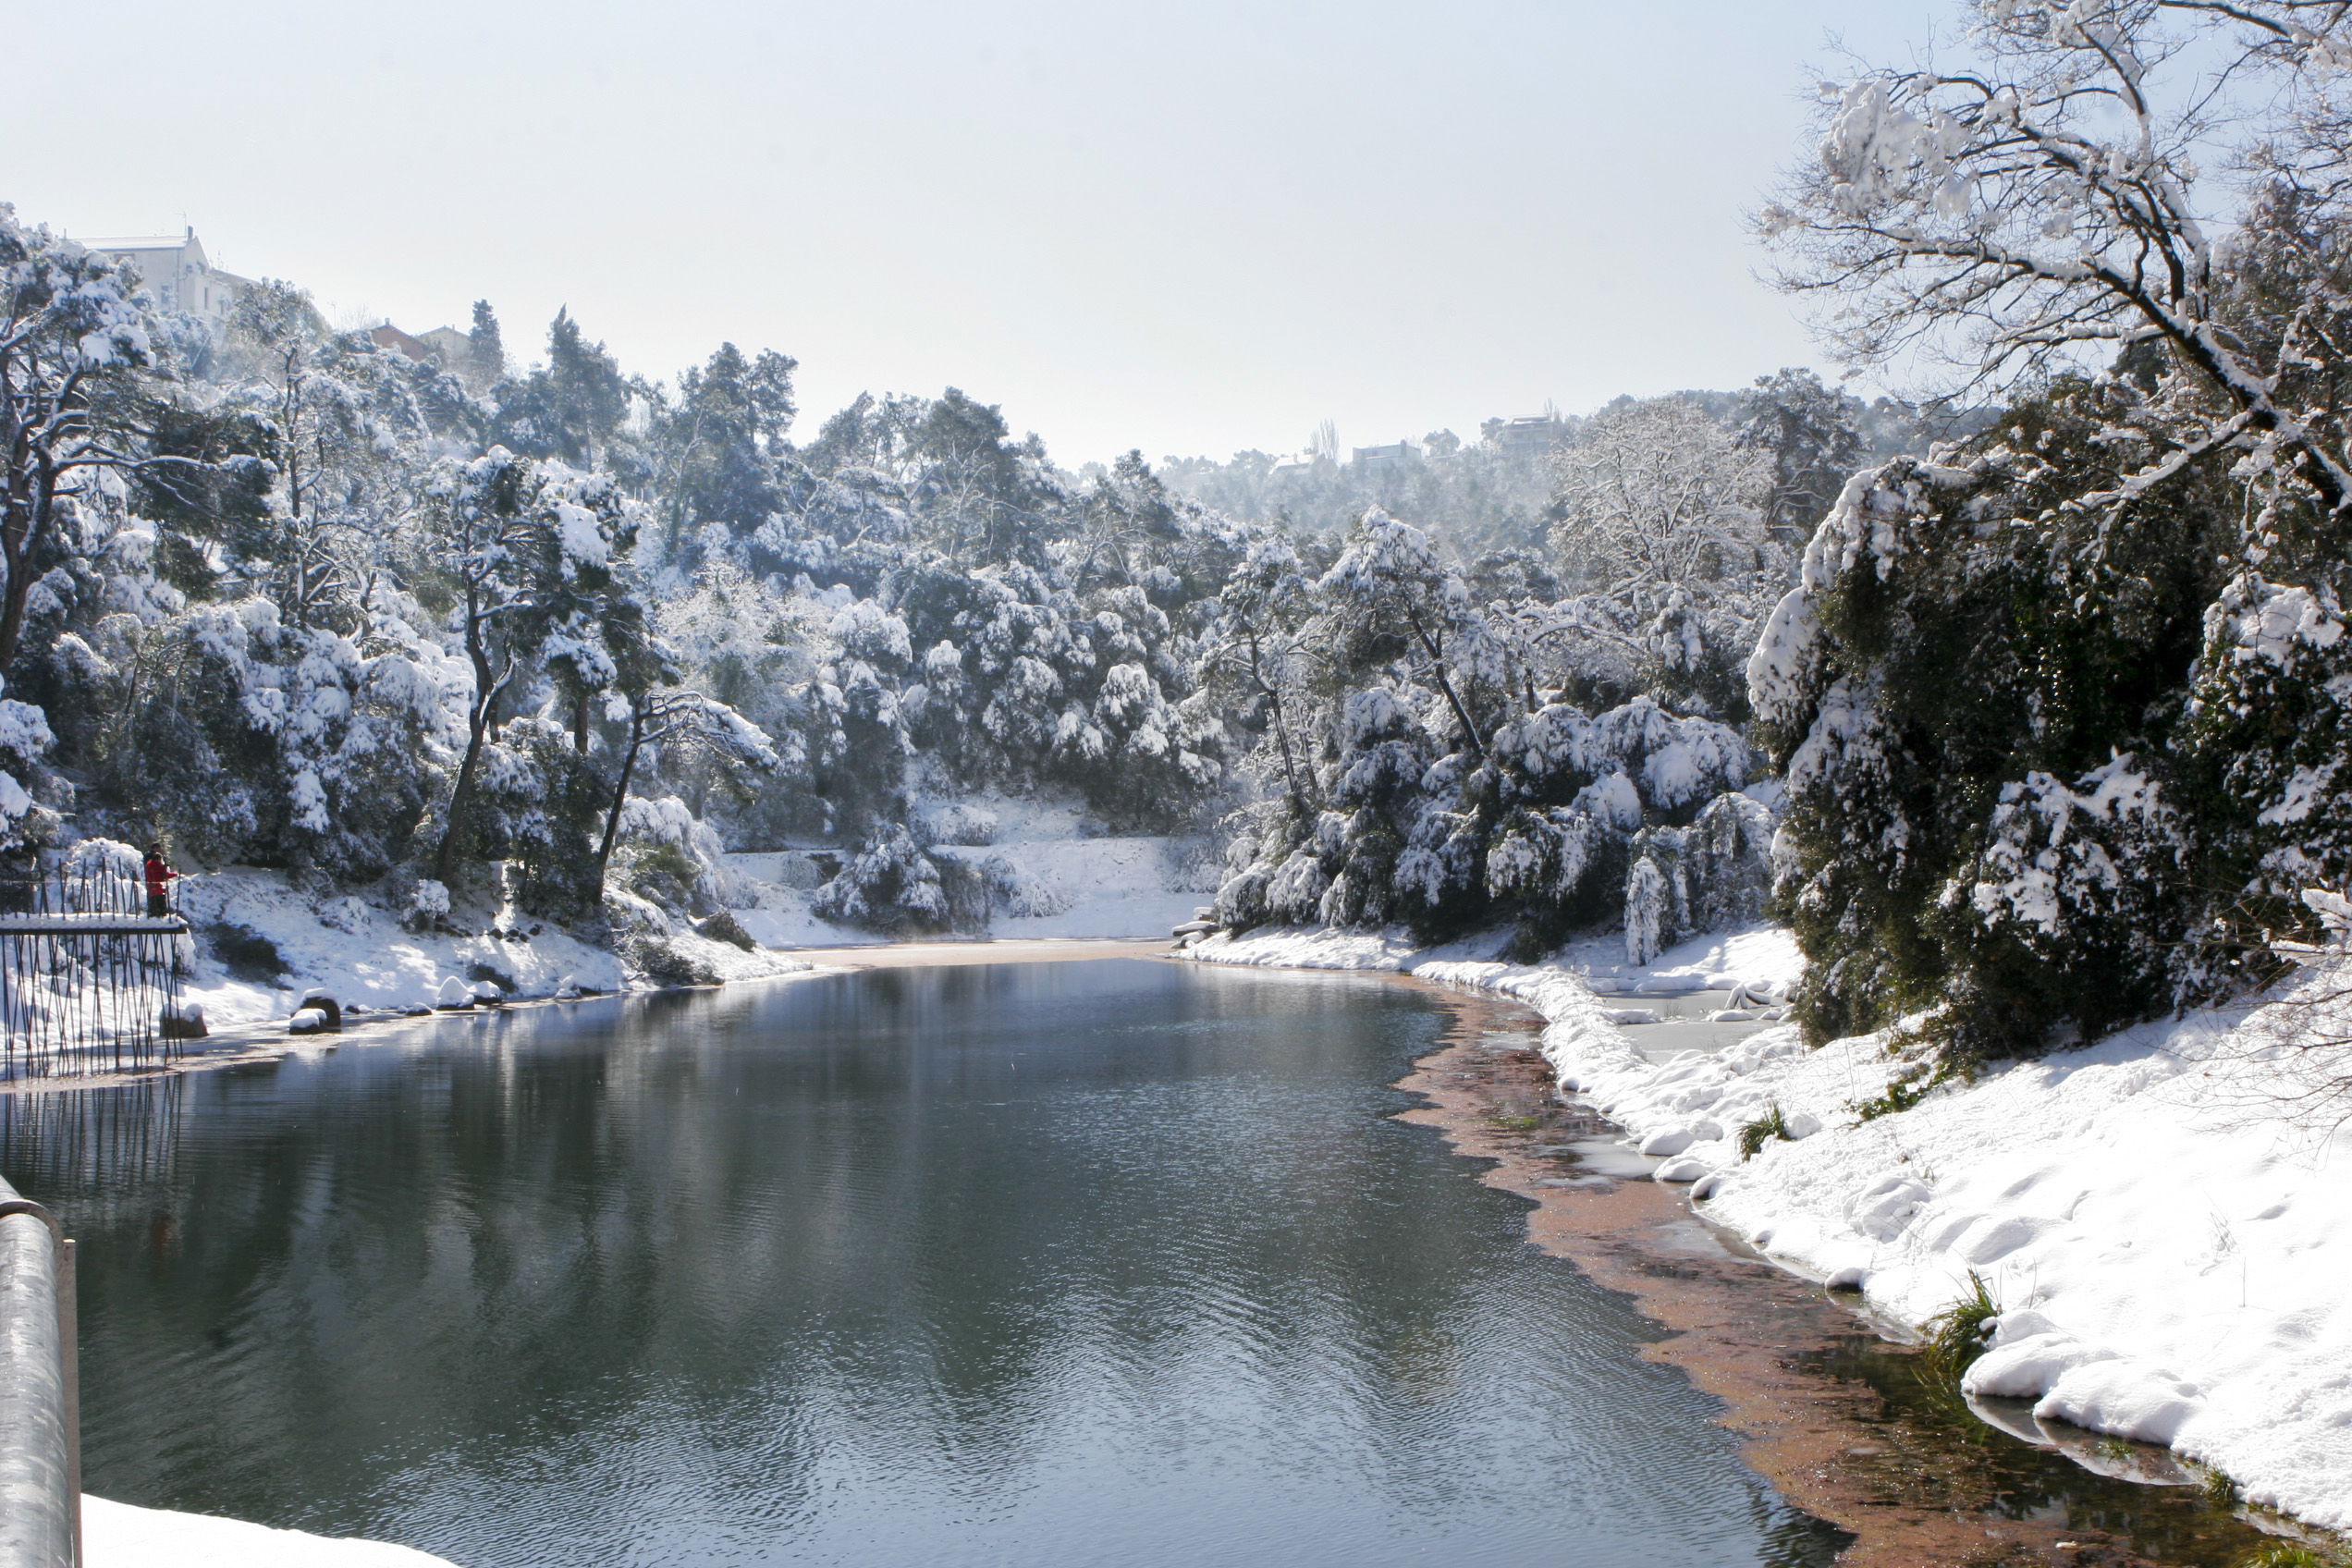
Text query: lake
2 958 1844 1567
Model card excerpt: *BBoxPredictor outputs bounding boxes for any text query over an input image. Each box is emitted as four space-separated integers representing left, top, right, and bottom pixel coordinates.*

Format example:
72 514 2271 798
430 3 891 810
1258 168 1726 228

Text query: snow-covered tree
422 449 641 885
1760 0 2352 527
1736 368 1866 544
1542 398 1784 717
1318 509 1496 759
0 210 158 678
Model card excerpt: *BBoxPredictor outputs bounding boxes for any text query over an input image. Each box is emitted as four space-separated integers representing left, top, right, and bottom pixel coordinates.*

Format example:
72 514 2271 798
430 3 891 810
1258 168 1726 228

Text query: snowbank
1185 922 2352 1533
725 803 1216 947
174 867 806 1033
87 1495 456 1567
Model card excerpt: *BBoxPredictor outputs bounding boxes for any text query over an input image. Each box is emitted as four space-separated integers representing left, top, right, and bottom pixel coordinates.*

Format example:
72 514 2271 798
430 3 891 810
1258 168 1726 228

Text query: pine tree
467 300 507 391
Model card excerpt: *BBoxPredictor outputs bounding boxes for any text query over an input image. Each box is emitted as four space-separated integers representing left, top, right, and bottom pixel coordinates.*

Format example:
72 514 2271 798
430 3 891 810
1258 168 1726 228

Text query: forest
7 0 2352 1069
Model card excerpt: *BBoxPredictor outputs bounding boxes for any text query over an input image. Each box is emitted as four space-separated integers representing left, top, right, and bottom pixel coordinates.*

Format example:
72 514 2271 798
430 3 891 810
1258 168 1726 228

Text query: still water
3 960 1844 1567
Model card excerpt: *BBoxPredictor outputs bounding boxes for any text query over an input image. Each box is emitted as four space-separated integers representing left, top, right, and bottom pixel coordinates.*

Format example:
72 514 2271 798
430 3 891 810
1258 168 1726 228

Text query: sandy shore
772 937 1173 969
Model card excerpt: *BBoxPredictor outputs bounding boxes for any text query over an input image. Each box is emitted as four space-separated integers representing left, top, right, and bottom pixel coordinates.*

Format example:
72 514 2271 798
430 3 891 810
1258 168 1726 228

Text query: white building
78 227 252 328
1489 415 1574 455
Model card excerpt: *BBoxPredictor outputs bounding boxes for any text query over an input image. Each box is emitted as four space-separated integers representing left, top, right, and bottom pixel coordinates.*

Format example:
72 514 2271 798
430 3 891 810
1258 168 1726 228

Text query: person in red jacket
143 844 177 918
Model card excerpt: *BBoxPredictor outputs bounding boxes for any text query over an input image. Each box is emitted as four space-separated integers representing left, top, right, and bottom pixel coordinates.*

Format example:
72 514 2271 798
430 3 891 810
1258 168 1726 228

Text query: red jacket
143 858 176 899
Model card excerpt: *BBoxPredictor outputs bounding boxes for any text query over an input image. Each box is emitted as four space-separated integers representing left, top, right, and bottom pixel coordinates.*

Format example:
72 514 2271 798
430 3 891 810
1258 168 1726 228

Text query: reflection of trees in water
0 1077 182 1194
69 971 1827 1562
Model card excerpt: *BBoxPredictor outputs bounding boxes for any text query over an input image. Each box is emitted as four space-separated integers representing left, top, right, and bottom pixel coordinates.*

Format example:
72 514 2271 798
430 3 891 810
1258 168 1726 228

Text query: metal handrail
0 1175 78 1567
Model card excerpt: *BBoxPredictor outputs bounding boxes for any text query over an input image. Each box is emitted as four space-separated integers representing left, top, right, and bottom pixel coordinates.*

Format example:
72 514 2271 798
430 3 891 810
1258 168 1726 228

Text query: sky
6 0 1941 468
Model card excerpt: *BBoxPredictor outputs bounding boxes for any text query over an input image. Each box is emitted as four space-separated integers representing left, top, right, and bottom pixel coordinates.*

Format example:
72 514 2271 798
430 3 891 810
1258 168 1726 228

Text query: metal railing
0 1173 77 1567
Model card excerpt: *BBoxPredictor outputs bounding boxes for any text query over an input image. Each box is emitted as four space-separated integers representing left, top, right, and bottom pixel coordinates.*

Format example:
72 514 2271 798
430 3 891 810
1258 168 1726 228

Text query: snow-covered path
1185 922 2352 1536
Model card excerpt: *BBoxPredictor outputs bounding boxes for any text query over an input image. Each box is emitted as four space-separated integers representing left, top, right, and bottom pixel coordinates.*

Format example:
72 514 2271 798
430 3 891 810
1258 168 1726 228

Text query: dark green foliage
206 923 287 983
491 724 609 923
492 307 632 465
1758 382 2273 1064
1736 1104 1792 1158
694 910 756 951
1920 1271 2000 1381
625 935 718 988
466 300 505 388
625 841 704 913
655 341 798 556
1849 1069 1932 1121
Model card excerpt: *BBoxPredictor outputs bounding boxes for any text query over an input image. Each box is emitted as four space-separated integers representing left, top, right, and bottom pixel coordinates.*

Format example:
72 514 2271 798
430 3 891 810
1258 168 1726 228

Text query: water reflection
11 961 1842 1567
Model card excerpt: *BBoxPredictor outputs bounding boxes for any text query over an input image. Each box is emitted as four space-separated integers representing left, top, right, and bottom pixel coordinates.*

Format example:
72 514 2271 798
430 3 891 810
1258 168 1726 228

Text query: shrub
626 936 717 987
206 923 287 983
695 910 757 951
1849 1070 1931 1121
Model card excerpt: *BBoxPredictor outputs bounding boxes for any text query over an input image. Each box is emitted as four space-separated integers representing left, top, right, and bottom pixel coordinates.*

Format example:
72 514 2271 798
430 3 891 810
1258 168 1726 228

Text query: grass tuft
1736 1104 1792 1159
2232 1544 2346 1568
2199 1466 2244 1509
1919 1271 1999 1388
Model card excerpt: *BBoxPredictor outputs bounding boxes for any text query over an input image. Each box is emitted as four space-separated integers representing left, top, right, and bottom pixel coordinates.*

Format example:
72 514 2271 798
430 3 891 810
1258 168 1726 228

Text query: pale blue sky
8 0 1940 465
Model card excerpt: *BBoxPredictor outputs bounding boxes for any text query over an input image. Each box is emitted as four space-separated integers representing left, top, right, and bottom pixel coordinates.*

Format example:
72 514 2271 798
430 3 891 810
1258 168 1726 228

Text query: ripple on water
35 960 1840 1568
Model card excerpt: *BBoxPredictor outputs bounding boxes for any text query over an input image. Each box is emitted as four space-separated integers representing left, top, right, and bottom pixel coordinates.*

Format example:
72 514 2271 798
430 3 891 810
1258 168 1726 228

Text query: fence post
0 1175 79 1567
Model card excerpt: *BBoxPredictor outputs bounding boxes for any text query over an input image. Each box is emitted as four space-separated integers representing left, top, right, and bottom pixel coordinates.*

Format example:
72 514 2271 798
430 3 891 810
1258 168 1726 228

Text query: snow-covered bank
87 1495 457 1567
174 866 807 1034
725 802 1215 948
1185 922 2352 1534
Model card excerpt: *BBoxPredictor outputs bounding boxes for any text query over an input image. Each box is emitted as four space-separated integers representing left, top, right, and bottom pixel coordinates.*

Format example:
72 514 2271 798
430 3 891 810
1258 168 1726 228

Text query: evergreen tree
494 308 632 467
467 300 507 391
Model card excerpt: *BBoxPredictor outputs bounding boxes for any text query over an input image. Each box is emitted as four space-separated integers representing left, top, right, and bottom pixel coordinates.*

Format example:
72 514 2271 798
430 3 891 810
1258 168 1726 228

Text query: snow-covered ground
1186 921 2352 1535
725 796 1215 947
171 866 806 1035
87 1495 458 1567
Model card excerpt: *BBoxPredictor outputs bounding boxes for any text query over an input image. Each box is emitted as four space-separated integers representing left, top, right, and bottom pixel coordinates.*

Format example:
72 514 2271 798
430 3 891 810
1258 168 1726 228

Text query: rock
288 1008 329 1035
1824 1264 1870 1292
297 990 342 1031
1654 1156 1711 1182
1639 1126 1696 1158
159 1000 208 1040
1782 1110 1824 1139
435 977 472 1011
554 974 582 999
1607 1007 1662 1026
469 980 506 1007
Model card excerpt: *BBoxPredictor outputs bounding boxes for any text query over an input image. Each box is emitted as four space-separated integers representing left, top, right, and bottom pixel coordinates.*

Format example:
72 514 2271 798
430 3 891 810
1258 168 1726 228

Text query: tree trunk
433 706 492 887
432 586 508 886
1249 629 1311 818
592 704 649 903
1405 609 1488 761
